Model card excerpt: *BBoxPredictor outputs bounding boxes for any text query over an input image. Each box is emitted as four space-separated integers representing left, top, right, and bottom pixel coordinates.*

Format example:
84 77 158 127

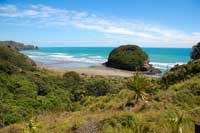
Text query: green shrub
63 71 81 83
0 71 73 126
106 45 148 71
85 78 116 96
162 59 200 87
100 113 136 129
63 71 84 101
4 113 21 125
0 61 18 74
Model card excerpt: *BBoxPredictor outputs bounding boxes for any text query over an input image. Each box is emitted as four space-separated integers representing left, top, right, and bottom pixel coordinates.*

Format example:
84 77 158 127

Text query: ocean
21 47 192 74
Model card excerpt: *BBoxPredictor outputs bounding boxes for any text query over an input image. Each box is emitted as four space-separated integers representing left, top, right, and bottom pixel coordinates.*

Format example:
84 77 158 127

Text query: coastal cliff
0 41 38 51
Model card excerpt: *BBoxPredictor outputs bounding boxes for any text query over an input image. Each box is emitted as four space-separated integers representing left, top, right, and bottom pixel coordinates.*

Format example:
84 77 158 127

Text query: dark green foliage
191 42 200 60
63 71 82 87
0 61 19 74
161 59 200 87
85 78 116 96
106 45 148 71
63 71 81 81
63 71 84 101
0 72 74 127
4 113 21 125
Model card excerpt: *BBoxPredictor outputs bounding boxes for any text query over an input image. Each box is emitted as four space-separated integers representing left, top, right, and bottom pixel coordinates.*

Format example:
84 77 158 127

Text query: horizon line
36 46 192 49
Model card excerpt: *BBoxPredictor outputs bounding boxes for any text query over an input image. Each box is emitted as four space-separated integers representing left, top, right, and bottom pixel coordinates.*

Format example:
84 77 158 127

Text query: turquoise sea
21 47 192 74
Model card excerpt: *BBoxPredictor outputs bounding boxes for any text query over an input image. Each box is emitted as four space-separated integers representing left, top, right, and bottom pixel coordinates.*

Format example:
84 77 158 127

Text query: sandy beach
37 62 159 77
37 63 134 77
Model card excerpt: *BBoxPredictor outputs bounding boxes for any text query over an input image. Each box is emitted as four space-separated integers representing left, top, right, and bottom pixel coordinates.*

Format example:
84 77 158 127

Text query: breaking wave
23 51 107 65
150 62 185 70
22 51 186 71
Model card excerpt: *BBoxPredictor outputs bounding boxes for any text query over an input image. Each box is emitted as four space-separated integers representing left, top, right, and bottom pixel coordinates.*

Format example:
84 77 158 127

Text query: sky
0 0 200 47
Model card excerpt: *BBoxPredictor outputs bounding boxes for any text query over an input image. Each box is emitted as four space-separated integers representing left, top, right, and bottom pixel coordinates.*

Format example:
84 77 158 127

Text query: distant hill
0 41 38 51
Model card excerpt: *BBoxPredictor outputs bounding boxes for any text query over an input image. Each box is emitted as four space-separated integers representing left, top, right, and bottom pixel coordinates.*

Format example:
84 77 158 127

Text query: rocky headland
0 41 38 51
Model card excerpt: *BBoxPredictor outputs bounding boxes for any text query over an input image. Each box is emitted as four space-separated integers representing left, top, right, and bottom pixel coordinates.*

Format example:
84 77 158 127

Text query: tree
127 72 149 103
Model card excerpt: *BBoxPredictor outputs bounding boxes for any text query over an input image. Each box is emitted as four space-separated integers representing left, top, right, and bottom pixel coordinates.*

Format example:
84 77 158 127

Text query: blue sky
0 0 200 47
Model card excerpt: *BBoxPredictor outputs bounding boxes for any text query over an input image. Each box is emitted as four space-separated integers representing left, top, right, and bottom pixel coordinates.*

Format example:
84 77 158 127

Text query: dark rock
142 61 161 74
37 87 48 96
147 67 161 74
191 42 200 60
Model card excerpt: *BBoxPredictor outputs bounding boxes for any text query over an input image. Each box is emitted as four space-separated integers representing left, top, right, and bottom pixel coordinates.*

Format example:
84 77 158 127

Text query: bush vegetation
0 44 36 72
0 42 199 132
106 45 148 71
161 59 200 87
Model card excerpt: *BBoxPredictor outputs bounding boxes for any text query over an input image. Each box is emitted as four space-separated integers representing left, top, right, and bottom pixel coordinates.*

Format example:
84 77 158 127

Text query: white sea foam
88 56 103 59
150 62 185 70
26 52 107 64
49 54 74 60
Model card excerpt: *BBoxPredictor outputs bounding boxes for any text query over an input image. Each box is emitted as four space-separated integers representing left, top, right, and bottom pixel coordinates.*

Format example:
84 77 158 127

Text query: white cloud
0 4 199 47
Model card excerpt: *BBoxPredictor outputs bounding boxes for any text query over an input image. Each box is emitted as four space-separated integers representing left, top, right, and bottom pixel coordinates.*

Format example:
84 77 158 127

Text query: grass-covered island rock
105 45 161 74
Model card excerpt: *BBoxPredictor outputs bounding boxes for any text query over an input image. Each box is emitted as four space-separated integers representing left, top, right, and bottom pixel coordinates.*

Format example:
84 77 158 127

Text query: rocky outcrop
191 42 200 60
0 41 38 51
142 61 161 74
105 45 161 74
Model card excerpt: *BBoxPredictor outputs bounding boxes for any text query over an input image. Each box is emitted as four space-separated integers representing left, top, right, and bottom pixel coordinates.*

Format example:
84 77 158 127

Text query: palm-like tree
127 72 149 103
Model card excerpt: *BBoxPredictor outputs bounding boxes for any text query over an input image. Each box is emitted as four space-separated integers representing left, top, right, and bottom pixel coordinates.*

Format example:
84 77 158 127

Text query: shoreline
36 62 161 78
